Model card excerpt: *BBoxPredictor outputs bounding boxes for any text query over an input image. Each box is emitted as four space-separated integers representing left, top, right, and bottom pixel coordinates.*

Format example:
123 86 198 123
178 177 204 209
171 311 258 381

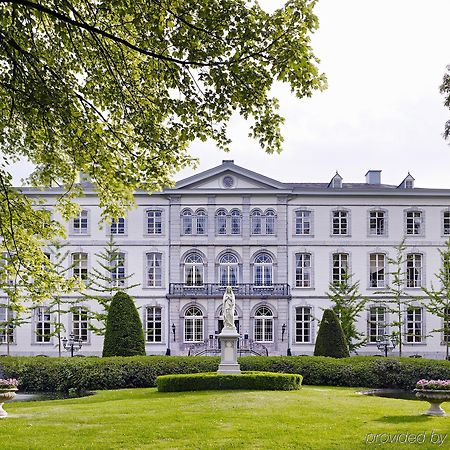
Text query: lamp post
172 323 176 342
376 334 397 357
62 332 83 357
281 323 286 342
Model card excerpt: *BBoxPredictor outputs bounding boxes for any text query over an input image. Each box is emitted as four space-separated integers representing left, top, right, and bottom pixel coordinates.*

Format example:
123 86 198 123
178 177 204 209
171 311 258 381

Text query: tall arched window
196 209 207 235
184 306 204 342
251 209 262 235
265 209 276 235
219 253 239 286
181 209 193 235
254 253 273 286
254 306 273 342
216 209 227 235
184 252 204 286
230 209 241 235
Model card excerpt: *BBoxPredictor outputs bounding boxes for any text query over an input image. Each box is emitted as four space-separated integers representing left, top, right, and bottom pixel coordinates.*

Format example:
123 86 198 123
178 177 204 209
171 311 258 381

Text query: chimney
222 160 234 164
365 170 381 185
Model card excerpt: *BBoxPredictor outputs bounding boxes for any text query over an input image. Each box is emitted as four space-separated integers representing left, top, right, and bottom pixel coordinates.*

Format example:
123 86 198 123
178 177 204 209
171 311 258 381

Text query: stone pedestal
217 328 241 374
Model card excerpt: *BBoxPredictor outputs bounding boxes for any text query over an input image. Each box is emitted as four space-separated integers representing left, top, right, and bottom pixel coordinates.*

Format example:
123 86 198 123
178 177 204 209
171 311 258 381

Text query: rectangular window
406 307 423 343
295 211 311 235
254 318 273 342
216 212 227 235
369 253 386 288
35 307 51 343
295 307 312 343
111 253 126 287
146 306 162 342
444 307 450 343
231 212 241 235
196 212 207 235
72 307 89 342
251 213 262 235
295 253 312 288
332 210 348 235
369 211 385 236
265 212 276 235
146 253 162 287
368 306 386 343
182 212 192 235
72 253 88 280
184 318 203 342
406 211 422 235
444 211 450 235
147 210 162 234
332 253 348 284
110 218 126 235
406 254 423 288
73 210 88 235
0 307 14 343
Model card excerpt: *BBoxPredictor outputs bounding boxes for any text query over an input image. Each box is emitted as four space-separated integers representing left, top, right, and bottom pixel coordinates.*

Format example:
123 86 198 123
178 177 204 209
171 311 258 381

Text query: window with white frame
369 253 386 288
216 209 227 235
295 210 311 235
72 307 88 342
265 210 276 235
443 307 450 343
110 217 126 235
219 253 239 286
406 210 423 235
230 209 241 235
251 210 262 235
443 211 450 235
184 252 204 286
196 210 207 235
184 306 204 342
295 253 312 288
332 253 349 285
181 209 193 235
406 307 423 343
254 253 273 286
406 253 423 288
332 210 349 235
0 252 14 285
295 307 312 343
254 306 273 342
0 306 14 343
146 253 162 287
145 306 162 342
146 210 162 234
111 252 126 287
35 307 51 343
369 210 386 236
368 306 386 343
73 210 88 235
72 252 88 280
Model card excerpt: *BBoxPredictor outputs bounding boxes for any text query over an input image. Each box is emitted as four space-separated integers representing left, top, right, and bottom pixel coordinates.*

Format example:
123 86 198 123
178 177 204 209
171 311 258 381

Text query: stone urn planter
414 380 450 416
0 378 19 418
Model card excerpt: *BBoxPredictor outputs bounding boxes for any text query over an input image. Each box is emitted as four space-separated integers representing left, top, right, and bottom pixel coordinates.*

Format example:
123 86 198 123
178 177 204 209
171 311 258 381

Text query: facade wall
1 163 450 358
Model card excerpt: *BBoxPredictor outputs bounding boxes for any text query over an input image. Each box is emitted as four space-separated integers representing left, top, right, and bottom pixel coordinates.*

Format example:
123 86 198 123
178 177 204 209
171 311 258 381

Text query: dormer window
328 172 343 189
398 173 415 189
405 180 413 189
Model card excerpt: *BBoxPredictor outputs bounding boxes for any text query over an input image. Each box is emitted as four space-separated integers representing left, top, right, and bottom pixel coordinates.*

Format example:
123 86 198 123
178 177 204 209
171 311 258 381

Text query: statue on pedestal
223 286 236 330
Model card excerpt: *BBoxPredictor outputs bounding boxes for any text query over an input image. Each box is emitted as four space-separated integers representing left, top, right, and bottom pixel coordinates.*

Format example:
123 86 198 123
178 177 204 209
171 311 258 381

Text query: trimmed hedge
314 309 349 358
156 372 302 392
1 356 449 392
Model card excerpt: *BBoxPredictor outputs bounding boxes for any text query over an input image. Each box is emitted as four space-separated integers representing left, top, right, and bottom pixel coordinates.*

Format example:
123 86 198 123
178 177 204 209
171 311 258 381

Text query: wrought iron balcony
168 283 290 298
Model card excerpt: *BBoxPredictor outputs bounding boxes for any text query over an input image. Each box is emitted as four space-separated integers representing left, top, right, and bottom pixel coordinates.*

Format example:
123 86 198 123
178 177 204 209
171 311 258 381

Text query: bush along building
1 160 450 358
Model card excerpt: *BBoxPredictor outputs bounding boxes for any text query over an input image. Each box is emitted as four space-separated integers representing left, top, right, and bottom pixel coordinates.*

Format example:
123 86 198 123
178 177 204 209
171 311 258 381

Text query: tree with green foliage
326 272 368 353
377 239 418 357
46 240 82 356
0 0 326 309
314 309 349 358
85 235 139 336
440 65 450 141
421 239 450 360
102 291 145 357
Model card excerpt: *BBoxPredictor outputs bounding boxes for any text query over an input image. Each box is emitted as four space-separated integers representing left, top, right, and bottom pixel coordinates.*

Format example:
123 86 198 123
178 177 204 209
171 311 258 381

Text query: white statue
222 286 236 330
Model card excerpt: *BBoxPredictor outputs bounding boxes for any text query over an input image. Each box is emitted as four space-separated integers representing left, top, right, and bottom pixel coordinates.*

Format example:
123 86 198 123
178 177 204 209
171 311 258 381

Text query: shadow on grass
375 415 434 424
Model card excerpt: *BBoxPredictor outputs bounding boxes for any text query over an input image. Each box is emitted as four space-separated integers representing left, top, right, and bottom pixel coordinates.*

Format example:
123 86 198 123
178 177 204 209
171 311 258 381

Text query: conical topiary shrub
314 309 350 358
102 291 146 357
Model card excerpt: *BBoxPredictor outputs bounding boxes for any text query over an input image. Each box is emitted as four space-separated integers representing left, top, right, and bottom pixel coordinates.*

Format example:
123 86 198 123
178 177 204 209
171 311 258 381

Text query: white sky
12 0 450 188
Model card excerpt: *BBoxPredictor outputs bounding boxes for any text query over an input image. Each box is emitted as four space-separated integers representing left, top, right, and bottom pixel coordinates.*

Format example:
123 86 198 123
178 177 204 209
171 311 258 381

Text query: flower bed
415 379 450 390
0 378 19 389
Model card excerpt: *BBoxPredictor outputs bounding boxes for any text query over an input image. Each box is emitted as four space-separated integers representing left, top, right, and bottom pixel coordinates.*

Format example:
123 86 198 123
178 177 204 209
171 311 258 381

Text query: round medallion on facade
222 175 235 188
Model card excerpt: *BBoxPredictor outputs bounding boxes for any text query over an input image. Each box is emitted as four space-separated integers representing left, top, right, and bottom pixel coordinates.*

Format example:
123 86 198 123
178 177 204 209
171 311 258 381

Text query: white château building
1 160 450 358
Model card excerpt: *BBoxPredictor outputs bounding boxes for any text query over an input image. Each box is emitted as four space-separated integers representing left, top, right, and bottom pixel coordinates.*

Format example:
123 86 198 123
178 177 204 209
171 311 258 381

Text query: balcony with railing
168 283 290 298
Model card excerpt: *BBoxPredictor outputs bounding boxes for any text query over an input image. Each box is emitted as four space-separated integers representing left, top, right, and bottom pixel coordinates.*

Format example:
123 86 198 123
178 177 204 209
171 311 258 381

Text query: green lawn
1 386 449 449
